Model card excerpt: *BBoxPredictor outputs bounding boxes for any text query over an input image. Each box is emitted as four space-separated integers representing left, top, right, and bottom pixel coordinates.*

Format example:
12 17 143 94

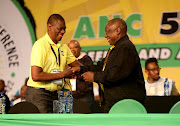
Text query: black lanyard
50 45 60 67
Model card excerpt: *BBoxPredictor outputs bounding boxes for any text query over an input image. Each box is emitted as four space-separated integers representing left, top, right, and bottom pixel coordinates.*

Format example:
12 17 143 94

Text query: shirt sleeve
80 59 104 74
31 42 46 68
65 44 76 65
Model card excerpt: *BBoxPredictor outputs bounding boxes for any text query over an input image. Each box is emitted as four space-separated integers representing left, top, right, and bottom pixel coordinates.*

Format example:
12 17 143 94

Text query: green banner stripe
81 43 180 67
12 0 36 45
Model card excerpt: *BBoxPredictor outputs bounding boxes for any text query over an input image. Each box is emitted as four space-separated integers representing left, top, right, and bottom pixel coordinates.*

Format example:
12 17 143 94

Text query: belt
28 86 57 95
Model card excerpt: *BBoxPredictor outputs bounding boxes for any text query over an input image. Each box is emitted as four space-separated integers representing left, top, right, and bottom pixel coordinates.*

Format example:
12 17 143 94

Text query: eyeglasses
146 68 161 72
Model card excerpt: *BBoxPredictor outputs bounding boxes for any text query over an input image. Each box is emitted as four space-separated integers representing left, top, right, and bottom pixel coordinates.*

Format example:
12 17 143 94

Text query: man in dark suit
72 18 146 113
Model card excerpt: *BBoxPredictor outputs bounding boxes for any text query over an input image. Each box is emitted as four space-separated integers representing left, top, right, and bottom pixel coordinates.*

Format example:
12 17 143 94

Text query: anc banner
1 0 179 98
25 0 180 90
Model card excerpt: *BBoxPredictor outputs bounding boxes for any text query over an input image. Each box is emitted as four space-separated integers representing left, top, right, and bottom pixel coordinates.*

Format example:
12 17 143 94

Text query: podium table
144 96 180 113
1 114 180 126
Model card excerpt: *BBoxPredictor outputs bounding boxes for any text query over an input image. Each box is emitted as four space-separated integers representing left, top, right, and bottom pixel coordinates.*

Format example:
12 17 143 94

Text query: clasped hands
63 66 94 82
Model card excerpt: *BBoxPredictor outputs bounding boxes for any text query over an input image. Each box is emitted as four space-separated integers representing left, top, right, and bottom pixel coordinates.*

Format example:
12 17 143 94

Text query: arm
31 66 73 82
71 58 104 75
69 60 82 67
80 59 104 73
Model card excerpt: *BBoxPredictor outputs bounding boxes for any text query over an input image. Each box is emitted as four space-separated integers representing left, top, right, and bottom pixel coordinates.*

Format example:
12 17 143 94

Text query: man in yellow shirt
26 14 79 113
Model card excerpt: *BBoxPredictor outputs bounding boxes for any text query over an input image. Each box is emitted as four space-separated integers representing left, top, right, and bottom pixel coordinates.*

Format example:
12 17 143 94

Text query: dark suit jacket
80 35 146 111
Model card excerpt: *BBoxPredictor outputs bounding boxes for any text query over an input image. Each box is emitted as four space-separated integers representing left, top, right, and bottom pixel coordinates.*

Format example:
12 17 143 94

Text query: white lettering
95 51 103 62
139 49 148 60
176 49 180 59
88 51 95 61
160 48 171 59
149 48 160 59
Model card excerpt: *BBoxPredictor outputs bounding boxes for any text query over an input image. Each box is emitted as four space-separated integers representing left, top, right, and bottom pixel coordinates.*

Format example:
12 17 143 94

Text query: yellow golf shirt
27 33 76 91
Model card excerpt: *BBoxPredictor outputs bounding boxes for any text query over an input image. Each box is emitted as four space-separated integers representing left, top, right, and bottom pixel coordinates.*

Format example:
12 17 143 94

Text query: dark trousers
25 86 58 113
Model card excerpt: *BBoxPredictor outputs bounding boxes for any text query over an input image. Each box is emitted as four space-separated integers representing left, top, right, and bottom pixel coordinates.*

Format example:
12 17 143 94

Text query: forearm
31 66 72 82
69 60 81 67
32 72 65 82
80 64 103 74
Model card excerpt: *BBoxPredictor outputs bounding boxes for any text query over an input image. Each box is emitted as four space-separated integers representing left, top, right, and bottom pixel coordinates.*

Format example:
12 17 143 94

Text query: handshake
62 66 94 82
63 66 80 78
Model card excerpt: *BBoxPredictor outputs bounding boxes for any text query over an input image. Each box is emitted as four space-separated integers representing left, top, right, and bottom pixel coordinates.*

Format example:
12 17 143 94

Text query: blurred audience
12 85 27 105
0 79 10 113
11 77 28 106
145 58 179 96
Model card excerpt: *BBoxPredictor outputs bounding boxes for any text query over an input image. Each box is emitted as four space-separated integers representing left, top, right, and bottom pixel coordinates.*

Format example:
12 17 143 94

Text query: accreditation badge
52 69 63 85
70 78 76 91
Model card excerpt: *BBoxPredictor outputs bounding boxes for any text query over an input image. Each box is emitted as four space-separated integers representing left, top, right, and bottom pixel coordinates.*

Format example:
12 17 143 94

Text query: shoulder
82 55 91 60
60 42 70 50
116 38 135 52
33 36 49 48
155 77 165 83
167 78 175 84
161 77 174 83
159 76 165 81
82 55 93 62
145 80 152 85
78 54 93 65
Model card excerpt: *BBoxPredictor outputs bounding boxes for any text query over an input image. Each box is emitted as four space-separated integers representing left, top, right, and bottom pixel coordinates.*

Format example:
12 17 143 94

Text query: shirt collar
111 35 129 50
147 76 161 83
45 33 63 47
77 53 86 60
114 35 129 47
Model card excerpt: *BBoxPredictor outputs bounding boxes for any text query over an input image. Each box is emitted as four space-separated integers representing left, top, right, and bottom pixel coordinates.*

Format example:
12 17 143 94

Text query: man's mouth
154 75 159 78
59 34 63 37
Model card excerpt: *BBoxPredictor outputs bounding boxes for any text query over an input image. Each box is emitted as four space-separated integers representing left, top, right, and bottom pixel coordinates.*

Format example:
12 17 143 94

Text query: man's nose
61 29 65 34
154 70 159 74
104 33 107 38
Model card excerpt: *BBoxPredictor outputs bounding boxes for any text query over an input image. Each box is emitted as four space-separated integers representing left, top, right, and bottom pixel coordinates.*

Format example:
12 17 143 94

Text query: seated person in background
13 85 27 105
145 58 179 96
13 77 29 101
0 79 10 113
68 40 94 113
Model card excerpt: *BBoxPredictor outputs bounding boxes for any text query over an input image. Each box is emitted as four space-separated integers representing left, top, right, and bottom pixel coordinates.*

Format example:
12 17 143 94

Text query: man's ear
47 23 52 31
117 27 121 35
145 69 149 75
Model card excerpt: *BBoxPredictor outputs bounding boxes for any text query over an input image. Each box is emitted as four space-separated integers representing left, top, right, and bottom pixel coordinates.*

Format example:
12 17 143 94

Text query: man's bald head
105 18 127 45
108 18 127 34
47 14 65 25
68 40 81 58
68 40 80 48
